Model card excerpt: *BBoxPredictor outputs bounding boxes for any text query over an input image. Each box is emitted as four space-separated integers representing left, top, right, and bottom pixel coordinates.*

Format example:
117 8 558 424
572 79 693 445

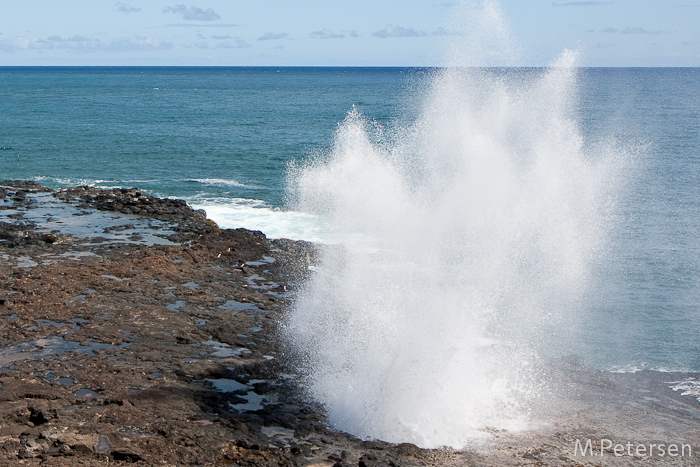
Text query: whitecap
188 178 260 190
191 199 329 242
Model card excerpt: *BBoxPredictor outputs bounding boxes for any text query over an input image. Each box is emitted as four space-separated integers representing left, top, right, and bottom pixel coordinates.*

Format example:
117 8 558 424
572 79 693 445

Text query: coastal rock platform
0 181 699 466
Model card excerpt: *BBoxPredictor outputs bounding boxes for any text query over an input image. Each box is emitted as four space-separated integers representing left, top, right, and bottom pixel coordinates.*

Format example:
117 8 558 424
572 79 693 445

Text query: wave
670 379 700 403
190 199 328 243
32 176 160 188
188 178 260 190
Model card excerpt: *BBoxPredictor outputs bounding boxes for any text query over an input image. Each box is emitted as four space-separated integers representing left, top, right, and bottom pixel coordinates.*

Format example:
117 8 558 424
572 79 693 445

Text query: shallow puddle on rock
202 377 276 412
166 300 187 311
205 378 248 393
261 426 295 440
244 274 267 285
40 251 103 265
73 388 100 398
245 256 276 267
200 339 250 358
16 256 38 268
1 192 181 246
37 318 87 330
242 274 290 298
218 300 266 313
61 250 102 260
229 392 276 412
118 429 158 439
0 337 131 367
95 435 111 453
45 373 75 385
100 274 131 282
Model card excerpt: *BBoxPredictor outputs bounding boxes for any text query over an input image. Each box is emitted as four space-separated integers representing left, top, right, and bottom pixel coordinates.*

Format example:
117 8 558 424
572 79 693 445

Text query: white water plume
284 1 623 449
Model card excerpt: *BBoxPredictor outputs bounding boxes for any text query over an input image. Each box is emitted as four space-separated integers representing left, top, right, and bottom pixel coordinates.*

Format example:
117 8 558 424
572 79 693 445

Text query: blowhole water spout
284 1 623 449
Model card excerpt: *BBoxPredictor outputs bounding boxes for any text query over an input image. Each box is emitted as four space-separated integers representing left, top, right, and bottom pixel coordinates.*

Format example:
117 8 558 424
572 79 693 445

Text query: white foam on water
32 176 160 188
282 0 628 449
670 379 700 403
188 178 261 190
192 199 330 242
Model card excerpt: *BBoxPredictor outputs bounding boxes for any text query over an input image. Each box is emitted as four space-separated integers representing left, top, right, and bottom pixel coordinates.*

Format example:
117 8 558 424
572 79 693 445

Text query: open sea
1 66 700 388
0 66 414 240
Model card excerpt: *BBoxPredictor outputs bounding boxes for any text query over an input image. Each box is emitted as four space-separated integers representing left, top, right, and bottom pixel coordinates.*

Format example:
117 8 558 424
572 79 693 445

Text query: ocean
0 67 409 218
0 67 430 241
2 66 700 446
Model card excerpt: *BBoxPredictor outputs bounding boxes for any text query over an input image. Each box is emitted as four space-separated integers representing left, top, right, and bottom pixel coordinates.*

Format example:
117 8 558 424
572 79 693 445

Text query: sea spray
284 3 621 450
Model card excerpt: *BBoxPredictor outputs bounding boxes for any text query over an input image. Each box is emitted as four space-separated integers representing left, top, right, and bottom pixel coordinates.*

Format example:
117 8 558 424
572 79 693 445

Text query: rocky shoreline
0 180 464 466
1 181 699 466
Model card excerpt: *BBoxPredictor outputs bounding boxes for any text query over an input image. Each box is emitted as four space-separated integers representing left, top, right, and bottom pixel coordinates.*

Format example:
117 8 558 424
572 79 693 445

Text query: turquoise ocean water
1 66 699 372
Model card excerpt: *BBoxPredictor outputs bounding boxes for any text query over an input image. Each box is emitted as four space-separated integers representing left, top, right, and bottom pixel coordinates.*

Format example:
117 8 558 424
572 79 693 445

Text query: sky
0 0 698 67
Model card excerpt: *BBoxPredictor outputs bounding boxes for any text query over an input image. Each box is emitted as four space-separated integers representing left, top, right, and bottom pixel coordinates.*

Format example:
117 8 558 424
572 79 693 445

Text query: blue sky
0 0 698 66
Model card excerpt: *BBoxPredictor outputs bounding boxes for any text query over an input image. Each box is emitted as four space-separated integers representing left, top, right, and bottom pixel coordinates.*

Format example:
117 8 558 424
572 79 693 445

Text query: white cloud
310 29 345 39
215 38 251 49
116 2 141 14
0 35 174 53
552 1 612 5
621 27 664 35
595 42 616 49
163 4 221 21
165 23 238 28
108 36 174 52
258 32 289 41
599 26 665 35
373 25 426 38
0 36 54 52
432 27 461 36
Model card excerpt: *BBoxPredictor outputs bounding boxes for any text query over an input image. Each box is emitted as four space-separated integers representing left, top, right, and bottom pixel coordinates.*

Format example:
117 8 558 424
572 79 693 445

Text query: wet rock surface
53 186 215 239
0 181 699 466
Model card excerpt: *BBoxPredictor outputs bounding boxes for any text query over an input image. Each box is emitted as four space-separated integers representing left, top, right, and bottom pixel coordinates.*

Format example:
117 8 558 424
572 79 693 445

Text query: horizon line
1 65 698 69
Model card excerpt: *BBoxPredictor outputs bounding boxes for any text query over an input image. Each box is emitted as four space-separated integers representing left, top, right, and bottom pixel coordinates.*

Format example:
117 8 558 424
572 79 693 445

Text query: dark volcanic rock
54 185 216 236
0 221 72 247
0 182 697 466
0 180 54 193
271 238 320 285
